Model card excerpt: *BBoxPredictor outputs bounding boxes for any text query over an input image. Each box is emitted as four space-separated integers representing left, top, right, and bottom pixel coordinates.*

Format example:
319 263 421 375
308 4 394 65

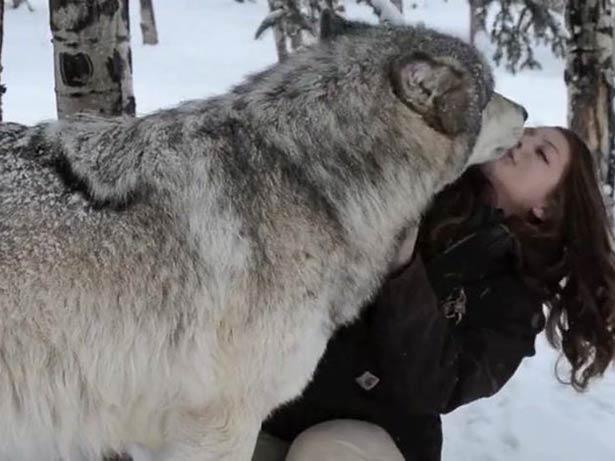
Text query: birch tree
257 0 313 61
49 0 135 118
565 0 615 196
265 0 290 61
255 0 346 61
305 0 342 40
287 0 305 51
139 0 158 45
0 0 4 122
469 0 487 45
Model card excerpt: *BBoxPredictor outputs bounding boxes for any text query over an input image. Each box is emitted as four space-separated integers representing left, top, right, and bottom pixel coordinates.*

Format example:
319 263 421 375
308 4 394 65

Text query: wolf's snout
499 94 528 122
465 92 527 167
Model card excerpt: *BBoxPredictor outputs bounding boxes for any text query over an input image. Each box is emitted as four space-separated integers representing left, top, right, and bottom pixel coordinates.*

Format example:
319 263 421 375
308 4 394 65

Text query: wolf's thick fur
0 16 525 461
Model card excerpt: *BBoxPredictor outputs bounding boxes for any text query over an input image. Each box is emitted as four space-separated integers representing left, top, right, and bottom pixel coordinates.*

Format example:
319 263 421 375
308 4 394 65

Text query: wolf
0 12 526 461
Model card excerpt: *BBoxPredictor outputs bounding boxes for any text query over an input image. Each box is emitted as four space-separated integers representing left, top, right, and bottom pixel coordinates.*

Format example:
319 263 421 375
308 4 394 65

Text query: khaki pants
252 420 404 461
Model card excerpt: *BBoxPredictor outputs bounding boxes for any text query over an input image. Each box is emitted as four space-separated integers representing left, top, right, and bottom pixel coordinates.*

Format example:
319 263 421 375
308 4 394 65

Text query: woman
252 126 615 461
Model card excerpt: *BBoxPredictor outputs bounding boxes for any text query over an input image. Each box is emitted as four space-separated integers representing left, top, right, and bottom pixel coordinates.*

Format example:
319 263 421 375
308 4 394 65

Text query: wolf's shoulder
0 122 99 219
0 121 29 140
0 122 34 158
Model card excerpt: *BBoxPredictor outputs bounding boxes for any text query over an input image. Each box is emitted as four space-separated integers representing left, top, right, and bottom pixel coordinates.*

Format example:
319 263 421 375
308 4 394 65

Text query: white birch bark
139 0 158 45
268 0 289 62
469 0 486 45
0 0 4 121
565 0 615 191
288 4 304 52
49 0 135 118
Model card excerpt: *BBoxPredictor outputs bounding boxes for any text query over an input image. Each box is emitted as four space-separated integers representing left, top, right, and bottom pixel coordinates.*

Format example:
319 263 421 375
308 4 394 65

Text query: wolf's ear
389 53 470 135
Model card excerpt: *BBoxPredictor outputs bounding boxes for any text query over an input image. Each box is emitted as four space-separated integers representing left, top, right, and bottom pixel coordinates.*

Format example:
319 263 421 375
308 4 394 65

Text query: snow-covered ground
4 0 614 459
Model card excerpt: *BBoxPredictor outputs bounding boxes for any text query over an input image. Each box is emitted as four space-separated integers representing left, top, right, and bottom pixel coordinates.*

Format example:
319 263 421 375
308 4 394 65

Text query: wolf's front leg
155 402 260 461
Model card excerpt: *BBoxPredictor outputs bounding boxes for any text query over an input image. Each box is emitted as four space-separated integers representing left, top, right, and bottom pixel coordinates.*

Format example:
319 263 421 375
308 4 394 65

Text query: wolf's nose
521 107 528 121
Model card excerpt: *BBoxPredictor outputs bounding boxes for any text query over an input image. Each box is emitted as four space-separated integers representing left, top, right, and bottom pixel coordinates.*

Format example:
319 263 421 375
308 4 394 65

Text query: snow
3 0 614 459
363 0 406 25
444 334 615 461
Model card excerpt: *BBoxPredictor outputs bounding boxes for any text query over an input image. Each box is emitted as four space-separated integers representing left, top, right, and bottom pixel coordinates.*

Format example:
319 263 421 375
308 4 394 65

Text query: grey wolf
0 14 525 461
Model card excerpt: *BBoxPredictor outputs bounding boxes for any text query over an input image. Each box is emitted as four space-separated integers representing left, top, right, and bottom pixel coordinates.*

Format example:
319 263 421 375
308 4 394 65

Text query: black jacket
262 207 546 460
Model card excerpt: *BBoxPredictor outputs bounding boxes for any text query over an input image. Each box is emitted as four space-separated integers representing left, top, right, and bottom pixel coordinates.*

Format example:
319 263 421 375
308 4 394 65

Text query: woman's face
480 126 571 219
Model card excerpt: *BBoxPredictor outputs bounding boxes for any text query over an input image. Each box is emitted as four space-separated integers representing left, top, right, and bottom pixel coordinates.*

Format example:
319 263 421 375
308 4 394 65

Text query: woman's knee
285 419 404 461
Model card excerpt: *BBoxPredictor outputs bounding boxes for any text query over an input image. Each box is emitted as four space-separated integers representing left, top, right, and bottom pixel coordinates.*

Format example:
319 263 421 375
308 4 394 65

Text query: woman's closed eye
537 148 549 164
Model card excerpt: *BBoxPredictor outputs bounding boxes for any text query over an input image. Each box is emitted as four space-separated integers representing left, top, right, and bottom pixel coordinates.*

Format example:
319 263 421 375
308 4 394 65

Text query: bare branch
356 0 405 25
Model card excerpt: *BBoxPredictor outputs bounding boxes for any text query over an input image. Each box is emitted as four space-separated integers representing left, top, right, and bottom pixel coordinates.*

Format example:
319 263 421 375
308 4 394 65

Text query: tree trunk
139 0 158 45
305 0 320 43
287 0 303 51
0 0 4 121
565 0 615 195
49 0 136 118
304 0 339 45
268 0 289 62
469 0 486 45
284 0 304 52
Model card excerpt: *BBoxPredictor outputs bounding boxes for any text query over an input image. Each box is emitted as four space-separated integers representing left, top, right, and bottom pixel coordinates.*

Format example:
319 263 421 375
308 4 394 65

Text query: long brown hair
418 127 615 391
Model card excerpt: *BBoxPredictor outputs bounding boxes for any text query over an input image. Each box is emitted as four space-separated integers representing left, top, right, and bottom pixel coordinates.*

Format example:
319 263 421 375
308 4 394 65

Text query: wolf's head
319 10 526 168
